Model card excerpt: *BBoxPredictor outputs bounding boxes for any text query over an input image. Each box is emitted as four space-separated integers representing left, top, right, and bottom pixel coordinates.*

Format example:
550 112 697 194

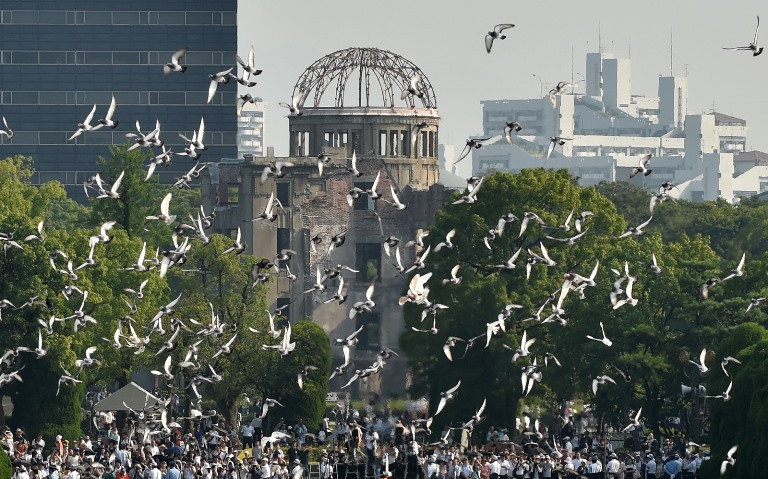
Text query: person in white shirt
488 456 501 479
426 456 440 479
259 459 271 479
605 453 621 478
291 459 304 479
365 428 379 458
499 454 510 479
513 458 529 479
66 465 81 479
183 462 197 479
321 416 331 443
242 424 255 449
563 437 573 456
319 452 333 479
586 457 601 474
13 465 30 479
31 433 45 455
569 453 582 474
644 454 657 479
146 462 163 479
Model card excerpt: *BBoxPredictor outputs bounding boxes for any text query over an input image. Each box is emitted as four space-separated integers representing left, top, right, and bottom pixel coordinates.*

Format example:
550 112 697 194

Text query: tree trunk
116 356 131 433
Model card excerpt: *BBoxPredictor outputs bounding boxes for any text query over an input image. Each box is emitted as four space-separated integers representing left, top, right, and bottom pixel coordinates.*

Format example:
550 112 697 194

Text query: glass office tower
0 1 238 200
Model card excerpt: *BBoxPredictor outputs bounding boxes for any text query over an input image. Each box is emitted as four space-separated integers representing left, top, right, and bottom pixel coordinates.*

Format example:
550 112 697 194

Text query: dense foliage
0 151 332 438
400 170 768 469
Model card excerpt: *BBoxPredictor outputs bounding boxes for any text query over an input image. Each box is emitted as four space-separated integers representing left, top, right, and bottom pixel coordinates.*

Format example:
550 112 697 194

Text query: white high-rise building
237 100 266 158
602 55 631 112
474 51 762 203
659 76 688 129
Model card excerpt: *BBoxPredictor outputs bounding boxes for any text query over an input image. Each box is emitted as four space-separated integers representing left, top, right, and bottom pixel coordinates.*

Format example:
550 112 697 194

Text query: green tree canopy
401 169 757 444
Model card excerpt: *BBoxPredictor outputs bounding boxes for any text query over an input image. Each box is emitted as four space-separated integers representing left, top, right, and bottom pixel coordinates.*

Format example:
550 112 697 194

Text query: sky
240 0 766 177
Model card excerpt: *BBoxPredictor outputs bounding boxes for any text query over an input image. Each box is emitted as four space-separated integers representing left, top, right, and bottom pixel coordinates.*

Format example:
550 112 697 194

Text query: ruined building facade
201 48 452 401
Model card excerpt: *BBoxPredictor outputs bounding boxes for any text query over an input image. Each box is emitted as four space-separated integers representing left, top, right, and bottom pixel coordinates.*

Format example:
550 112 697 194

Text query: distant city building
0 1 238 200
237 100 265 158
474 51 761 203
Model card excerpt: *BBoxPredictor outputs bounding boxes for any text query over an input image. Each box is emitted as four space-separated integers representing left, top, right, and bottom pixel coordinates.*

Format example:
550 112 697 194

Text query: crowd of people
1 404 711 479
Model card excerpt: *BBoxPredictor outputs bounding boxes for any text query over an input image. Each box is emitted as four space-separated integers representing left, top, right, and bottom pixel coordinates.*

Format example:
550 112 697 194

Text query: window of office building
112 11 140 24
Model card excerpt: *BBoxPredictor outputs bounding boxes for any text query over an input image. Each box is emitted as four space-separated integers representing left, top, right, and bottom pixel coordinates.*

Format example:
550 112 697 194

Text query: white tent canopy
93 382 161 412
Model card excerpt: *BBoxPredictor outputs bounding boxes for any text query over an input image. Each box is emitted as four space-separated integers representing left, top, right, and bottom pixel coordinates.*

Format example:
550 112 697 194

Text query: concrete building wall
585 52 603 99
684 114 715 170
715 124 748 153
473 142 617 186
571 135 684 157
702 153 734 201
482 98 554 138
659 76 688 129
555 95 575 156
602 57 631 111
628 96 660 124
439 144 456 173
288 107 440 191
200 147 451 399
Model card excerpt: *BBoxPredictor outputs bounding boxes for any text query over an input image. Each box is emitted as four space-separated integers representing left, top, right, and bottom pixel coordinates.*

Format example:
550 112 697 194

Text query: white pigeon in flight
689 348 709 374
720 445 738 475
485 24 515 53
433 380 461 416
586 322 613 347
723 16 763 56
592 374 616 395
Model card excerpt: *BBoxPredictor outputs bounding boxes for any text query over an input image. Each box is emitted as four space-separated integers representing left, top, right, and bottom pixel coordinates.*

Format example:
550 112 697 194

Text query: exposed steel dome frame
292 47 437 110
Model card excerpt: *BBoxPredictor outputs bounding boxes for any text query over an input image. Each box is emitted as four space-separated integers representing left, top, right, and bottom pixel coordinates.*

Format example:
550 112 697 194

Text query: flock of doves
0 43 346 443
337 21 761 475
0 16 762 473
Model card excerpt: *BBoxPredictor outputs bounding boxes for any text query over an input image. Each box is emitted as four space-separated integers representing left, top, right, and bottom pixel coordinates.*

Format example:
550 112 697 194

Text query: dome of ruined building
292 47 437 109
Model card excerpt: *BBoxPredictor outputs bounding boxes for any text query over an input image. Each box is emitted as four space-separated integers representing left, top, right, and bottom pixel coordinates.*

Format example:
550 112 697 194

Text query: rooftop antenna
571 46 574 84
598 22 602 54
670 27 673 76
628 38 631 59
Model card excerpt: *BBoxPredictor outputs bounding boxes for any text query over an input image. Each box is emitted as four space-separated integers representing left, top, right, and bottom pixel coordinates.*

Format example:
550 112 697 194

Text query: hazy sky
241 0 765 177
